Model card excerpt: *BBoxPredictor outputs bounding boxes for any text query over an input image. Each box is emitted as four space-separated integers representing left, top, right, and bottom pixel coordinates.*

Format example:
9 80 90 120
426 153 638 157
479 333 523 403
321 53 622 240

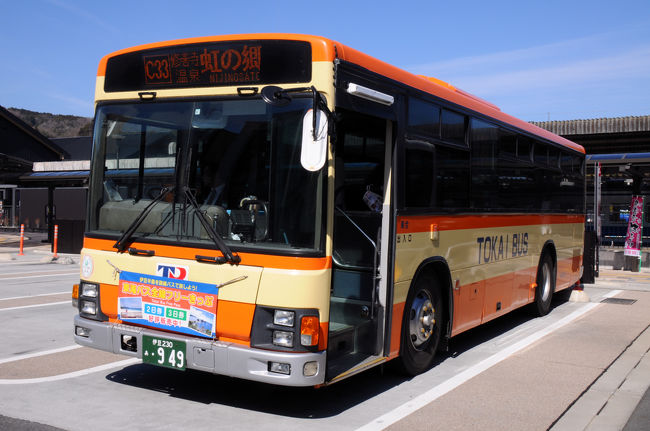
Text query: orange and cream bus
73 34 585 386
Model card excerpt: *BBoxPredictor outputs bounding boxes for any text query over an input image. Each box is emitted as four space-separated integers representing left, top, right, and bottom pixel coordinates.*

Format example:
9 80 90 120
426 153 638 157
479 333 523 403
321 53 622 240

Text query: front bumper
73 314 326 386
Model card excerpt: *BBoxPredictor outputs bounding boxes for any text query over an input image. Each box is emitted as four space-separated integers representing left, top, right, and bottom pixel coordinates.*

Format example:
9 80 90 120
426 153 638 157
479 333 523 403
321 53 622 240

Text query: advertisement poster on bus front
624 196 644 257
117 270 218 339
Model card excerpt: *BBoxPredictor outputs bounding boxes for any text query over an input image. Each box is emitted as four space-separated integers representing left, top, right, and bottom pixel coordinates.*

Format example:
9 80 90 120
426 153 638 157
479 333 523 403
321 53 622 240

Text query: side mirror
300 109 328 171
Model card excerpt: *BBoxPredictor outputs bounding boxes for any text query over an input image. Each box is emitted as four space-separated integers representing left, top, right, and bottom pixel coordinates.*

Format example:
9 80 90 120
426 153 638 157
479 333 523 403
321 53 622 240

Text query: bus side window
470 119 498 210
404 140 435 209
435 145 469 209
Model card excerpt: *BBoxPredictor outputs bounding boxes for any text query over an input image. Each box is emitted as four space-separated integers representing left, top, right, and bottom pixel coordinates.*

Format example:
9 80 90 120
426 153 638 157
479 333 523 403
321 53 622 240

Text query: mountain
8 108 92 139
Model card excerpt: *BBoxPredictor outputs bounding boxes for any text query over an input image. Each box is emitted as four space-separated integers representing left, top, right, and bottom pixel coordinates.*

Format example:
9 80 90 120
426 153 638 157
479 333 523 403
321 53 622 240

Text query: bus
73 34 585 386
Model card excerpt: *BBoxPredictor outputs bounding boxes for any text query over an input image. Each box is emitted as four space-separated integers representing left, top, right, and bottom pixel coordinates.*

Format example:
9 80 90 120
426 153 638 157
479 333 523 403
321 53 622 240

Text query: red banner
624 196 644 257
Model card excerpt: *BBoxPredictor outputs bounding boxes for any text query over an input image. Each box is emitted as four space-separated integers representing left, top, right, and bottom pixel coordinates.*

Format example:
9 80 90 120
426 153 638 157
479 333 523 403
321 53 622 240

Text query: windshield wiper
183 187 241 265
113 186 174 252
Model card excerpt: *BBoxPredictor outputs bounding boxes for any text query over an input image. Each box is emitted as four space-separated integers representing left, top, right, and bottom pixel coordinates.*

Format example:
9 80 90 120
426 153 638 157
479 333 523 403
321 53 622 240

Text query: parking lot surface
1 234 648 431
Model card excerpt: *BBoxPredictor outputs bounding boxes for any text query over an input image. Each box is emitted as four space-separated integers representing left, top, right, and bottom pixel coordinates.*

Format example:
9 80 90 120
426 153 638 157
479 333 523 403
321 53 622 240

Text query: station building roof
532 116 650 155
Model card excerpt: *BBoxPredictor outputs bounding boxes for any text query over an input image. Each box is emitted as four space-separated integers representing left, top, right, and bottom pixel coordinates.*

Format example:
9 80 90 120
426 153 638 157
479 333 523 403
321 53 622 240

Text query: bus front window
88 98 325 254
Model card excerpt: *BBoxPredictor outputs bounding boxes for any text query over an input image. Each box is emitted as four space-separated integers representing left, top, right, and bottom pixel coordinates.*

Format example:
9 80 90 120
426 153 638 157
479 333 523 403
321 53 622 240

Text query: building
0 105 90 252
0 106 70 228
533 116 650 247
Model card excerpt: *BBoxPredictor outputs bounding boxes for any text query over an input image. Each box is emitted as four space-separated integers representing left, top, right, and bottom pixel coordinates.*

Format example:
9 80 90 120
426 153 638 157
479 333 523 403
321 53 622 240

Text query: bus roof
97 33 584 154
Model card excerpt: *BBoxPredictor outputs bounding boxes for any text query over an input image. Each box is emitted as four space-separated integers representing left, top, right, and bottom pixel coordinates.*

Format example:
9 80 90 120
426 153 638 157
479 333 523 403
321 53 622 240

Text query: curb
550 324 650 430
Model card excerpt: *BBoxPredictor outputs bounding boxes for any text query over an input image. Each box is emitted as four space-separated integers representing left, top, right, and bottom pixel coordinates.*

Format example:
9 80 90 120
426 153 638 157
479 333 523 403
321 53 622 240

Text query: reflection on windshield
87 98 325 253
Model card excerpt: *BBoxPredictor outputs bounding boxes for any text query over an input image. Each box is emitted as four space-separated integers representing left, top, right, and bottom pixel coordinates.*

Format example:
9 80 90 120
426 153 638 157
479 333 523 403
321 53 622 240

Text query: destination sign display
104 40 312 92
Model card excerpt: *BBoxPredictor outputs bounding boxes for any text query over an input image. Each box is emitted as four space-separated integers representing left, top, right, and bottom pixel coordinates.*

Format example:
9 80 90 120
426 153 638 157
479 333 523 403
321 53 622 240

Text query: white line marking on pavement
0 301 70 311
0 272 78 281
355 290 622 431
0 358 140 385
0 291 70 301
0 345 82 365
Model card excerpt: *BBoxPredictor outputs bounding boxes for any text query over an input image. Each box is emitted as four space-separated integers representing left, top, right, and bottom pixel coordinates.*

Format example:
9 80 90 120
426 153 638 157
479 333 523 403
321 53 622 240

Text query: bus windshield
87 97 325 254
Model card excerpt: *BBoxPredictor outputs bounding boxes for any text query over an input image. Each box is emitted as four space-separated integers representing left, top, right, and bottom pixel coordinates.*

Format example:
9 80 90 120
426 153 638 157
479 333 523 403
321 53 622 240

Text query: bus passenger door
328 110 392 380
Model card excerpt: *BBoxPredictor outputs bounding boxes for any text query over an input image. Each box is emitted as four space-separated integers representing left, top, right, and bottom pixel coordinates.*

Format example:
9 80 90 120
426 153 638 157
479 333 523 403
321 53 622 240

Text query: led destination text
476 233 528 264
143 45 262 87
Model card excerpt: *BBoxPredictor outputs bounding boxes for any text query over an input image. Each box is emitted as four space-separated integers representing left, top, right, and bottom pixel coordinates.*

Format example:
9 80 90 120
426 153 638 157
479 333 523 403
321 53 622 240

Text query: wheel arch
540 239 558 281
410 257 454 344
541 239 557 267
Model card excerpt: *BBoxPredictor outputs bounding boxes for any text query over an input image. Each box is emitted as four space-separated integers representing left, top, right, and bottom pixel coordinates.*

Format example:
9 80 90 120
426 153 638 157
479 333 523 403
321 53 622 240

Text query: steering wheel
239 197 269 241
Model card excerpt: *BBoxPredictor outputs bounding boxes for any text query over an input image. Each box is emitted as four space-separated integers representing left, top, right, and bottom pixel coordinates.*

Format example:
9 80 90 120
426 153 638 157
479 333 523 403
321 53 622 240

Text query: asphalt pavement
0 229 77 263
1 231 649 430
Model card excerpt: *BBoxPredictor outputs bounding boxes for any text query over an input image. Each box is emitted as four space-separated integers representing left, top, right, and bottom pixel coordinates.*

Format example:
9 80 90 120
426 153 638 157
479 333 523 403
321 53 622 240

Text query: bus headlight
273 330 294 348
80 282 98 298
81 300 97 315
78 281 106 321
273 310 295 327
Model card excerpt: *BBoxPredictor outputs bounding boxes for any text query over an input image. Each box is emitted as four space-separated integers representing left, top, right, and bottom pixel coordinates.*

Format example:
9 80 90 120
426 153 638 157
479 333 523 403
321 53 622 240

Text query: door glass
333 110 386 269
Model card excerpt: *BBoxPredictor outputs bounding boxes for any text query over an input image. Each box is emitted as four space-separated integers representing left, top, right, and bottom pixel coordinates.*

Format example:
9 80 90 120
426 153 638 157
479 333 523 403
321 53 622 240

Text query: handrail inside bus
335 206 377 250
331 254 374 272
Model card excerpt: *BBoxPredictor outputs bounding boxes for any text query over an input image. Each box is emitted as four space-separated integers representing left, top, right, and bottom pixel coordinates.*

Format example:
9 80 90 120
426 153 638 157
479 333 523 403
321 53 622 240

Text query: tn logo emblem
156 264 189 280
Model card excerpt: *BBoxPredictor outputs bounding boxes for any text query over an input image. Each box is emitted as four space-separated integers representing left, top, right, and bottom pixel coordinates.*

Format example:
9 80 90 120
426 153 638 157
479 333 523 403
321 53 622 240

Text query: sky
1 0 649 122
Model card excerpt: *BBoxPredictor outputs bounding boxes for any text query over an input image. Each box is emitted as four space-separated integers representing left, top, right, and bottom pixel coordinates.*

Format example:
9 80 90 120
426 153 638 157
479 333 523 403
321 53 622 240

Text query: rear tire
533 254 555 316
398 274 443 375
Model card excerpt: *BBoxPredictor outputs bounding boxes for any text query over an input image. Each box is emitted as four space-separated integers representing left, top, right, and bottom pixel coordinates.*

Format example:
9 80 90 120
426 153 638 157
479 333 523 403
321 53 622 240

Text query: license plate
142 335 186 371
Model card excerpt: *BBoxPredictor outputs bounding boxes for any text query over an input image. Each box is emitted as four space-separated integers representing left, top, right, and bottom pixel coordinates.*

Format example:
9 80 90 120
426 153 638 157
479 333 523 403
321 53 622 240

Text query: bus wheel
533 254 555 316
399 275 443 375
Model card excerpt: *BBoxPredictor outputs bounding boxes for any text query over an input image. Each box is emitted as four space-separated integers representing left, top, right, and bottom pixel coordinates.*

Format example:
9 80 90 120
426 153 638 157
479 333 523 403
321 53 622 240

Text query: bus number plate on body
142 335 186 370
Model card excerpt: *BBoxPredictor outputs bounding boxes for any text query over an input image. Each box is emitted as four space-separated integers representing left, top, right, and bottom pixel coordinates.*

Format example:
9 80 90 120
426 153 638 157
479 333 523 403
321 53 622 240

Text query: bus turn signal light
72 284 79 307
300 316 319 346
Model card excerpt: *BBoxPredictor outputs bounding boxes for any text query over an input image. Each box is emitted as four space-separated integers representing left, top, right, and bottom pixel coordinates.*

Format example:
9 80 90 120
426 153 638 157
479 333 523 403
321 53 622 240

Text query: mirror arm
310 86 332 140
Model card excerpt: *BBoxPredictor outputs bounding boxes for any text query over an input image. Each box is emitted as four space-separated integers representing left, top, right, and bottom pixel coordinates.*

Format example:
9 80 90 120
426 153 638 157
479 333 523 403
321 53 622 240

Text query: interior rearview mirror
300 109 328 171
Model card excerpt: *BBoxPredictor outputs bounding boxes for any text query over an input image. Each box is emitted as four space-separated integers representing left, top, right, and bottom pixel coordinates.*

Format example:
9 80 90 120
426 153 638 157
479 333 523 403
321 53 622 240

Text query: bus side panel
394 215 585 344
556 252 583 290
451 278 484 335
513 265 536 307
481 271 514 323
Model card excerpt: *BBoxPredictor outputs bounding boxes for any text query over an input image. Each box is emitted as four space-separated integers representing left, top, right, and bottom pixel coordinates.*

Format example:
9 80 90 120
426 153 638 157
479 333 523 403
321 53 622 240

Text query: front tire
533 254 555 316
398 274 443 375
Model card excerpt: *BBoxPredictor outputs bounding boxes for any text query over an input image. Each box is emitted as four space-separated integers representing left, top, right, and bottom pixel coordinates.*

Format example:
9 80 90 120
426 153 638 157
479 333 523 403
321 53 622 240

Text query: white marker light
347 83 394 106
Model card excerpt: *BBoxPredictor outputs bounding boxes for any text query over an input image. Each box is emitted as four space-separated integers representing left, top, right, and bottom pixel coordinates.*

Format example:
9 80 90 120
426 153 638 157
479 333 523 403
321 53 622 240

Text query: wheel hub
409 290 435 348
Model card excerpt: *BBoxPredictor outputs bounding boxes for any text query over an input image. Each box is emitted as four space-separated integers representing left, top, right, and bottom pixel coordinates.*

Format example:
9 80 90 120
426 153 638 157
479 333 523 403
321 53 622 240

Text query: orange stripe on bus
100 285 255 344
216 300 255 343
396 214 585 234
99 282 118 318
83 237 331 271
